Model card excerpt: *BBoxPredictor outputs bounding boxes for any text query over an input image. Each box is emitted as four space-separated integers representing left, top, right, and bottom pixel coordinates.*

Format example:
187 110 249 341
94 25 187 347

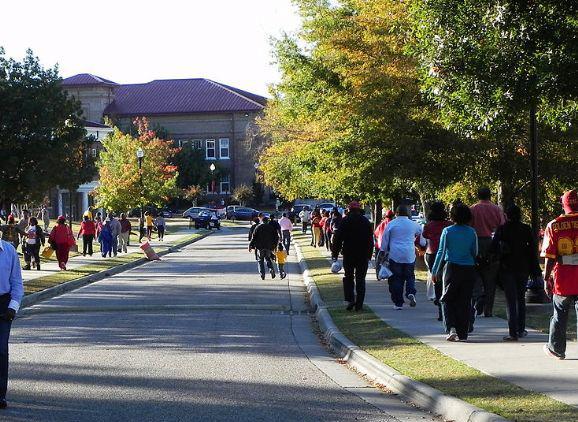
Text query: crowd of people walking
252 187 578 358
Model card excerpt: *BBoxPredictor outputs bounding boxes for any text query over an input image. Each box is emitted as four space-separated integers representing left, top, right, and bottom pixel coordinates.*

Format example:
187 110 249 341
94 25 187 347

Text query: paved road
5 228 438 421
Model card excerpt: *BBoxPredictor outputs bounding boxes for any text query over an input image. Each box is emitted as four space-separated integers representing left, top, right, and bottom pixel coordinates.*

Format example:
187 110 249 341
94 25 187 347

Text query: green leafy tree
173 146 211 189
182 185 203 206
0 48 90 211
95 118 179 212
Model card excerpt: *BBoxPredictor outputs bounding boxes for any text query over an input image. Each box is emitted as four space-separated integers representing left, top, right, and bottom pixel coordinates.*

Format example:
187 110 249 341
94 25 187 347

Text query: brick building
56 73 267 218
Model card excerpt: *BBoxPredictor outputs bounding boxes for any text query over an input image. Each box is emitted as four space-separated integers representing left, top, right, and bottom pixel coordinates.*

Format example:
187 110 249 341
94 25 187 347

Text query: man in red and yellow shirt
542 190 578 360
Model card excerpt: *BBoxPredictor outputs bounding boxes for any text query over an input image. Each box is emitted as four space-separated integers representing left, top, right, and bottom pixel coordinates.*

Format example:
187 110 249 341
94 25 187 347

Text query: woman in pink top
423 202 452 320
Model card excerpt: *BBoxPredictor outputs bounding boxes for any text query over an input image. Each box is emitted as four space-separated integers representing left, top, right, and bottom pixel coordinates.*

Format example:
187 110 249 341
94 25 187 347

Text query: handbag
41 246 54 259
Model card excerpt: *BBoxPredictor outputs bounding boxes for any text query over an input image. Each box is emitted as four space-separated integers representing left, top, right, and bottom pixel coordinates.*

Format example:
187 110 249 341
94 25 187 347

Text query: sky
0 0 302 96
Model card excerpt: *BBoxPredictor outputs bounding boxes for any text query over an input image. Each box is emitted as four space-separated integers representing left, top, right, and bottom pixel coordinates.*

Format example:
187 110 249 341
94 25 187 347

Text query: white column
57 190 63 216
81 192 89 215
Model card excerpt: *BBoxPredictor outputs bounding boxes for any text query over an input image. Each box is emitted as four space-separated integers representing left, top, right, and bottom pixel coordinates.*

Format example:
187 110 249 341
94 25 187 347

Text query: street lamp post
209 163 216 195
136 148 145 242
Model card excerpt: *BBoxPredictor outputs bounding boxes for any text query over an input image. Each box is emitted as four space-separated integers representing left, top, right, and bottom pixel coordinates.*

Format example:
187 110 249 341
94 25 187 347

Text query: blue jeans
388 260 416 307
0 294 12 401
257 249 274 277
548 294 578 357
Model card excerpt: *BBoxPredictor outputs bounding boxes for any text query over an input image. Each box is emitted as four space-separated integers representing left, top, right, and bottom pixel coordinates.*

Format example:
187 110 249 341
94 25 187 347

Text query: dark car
289 204 311 223
160 207 177 218
192 210 221 230
229 207 259 221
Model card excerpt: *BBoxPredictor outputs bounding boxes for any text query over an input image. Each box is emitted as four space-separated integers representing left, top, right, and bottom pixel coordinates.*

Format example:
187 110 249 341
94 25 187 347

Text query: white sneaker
393 305 403 310
408 294 417 307
446 328 458 342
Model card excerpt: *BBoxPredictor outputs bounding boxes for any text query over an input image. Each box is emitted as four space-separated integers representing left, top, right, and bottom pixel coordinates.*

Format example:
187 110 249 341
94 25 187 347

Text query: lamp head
209 163 216 172
136 148 144 159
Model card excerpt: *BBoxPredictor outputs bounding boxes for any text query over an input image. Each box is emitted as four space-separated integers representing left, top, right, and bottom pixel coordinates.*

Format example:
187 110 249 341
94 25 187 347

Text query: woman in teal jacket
432 203 478 342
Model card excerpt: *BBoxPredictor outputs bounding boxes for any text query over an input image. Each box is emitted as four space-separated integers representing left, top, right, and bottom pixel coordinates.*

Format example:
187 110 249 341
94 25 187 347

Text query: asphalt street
5 228 438 421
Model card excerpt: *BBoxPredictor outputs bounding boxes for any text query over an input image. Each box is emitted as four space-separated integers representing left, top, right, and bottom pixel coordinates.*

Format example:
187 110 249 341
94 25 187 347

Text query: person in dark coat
249 217 280 280
331 201 374 311
490 205 542 341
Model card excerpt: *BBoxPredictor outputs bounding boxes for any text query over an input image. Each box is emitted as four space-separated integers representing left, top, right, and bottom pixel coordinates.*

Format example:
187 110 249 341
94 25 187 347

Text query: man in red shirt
542 190 578 360
470 187 506 317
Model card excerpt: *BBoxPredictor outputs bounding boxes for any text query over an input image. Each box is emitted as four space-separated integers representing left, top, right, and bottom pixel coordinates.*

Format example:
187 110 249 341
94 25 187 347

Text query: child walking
275 243 287 279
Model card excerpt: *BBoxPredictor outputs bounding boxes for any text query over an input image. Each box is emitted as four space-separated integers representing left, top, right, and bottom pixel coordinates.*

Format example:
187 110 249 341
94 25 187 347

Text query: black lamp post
137 147 145 241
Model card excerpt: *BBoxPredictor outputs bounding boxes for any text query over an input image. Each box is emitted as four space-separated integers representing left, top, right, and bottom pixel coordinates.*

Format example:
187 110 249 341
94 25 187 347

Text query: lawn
295 233 578 422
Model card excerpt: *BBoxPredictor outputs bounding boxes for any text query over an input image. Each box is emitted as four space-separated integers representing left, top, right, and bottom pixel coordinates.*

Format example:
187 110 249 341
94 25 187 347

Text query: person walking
331 201 374 311
311 210 322 247
470 187 505 317
99 219 114 258
155 215 166 240
278 213 294 254
145 211 154 241
23 217 45 271
37 205 50 232
423 202 452 321
78 215 96 256
248 217 260 262
48 216 73 270
16 210 30 255
373 209 395 279
542 190 578 360
0 235 24 409
0 216 25 250
269 214 282 240
432 203 478 342
299 207 311 234
107 214 122 257
249 216 279 280
119 213 132 253
380 205 425 310
275 243 288 279
490 205 541 341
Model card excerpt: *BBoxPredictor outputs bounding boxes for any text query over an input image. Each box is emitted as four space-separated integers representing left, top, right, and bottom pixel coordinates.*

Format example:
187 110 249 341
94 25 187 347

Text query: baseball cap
348 201 362 210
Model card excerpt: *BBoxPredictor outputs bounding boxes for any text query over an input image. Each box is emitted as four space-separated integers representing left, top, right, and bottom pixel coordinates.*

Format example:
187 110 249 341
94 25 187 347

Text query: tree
95 118 179 212
232 184 253 206
410 0 578 230
0 48 90 211
258 0 469 207
182 185 203 206
173 145 211 189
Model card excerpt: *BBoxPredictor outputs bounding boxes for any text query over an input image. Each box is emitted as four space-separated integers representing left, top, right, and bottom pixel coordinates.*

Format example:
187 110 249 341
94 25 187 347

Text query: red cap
348 201 362 210
57 215 66 221
562 190 578 214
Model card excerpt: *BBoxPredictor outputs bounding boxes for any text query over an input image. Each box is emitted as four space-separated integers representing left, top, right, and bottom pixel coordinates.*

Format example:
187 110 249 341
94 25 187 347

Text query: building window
181 140 190 148
220 175 230 194
193 139 202 149
206 139 216 159
91 148 97 158
219 138 230 159
207 180 218 194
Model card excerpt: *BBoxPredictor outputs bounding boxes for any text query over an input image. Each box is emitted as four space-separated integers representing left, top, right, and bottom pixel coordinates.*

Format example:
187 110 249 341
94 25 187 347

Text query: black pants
157 225 165 240
302 222 308 234
282 230 291 253
82 234 94 256
501 271 528 337
441 263 476 340
425 253 443 316
475 237 499 316
343 256 369 309
0 293 12 401
24 243 40 265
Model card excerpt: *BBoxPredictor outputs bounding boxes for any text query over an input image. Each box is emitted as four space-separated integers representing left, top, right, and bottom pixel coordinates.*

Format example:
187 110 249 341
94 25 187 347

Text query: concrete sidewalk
364 278 578 408
20 227 200 283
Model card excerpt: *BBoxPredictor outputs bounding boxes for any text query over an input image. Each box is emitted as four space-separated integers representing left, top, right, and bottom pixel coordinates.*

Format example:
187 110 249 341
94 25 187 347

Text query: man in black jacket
331 202 374 311
249 217 280 280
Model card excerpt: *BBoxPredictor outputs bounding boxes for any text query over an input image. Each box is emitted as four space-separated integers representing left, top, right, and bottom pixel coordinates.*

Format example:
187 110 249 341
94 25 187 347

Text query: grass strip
295 233 578 422
24 232 205 295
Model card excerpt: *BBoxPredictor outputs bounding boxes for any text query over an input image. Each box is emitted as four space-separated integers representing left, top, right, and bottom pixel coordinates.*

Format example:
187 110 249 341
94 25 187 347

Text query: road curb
21 231 212 310
294 240 508 422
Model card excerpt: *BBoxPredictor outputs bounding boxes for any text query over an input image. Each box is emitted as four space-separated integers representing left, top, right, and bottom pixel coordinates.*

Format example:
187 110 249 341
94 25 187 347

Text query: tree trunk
373 200 382 230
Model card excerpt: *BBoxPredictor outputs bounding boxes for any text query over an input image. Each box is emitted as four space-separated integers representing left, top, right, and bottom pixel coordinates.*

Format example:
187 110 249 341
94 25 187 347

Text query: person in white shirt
299 207 311 234
380 205 425 309
278 213 294 254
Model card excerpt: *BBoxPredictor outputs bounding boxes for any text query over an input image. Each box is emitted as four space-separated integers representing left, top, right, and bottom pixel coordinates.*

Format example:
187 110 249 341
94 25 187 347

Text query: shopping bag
41 246 54 259
378 263 392 280
426 273 436 300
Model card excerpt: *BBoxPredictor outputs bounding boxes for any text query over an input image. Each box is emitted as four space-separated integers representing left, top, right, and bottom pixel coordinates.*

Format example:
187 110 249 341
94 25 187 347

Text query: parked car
192 210 221 230
228 207 259 221
226 205 241 219
289 204 312 223
159 207 178 218
317 202 339 212
183 207 210 219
